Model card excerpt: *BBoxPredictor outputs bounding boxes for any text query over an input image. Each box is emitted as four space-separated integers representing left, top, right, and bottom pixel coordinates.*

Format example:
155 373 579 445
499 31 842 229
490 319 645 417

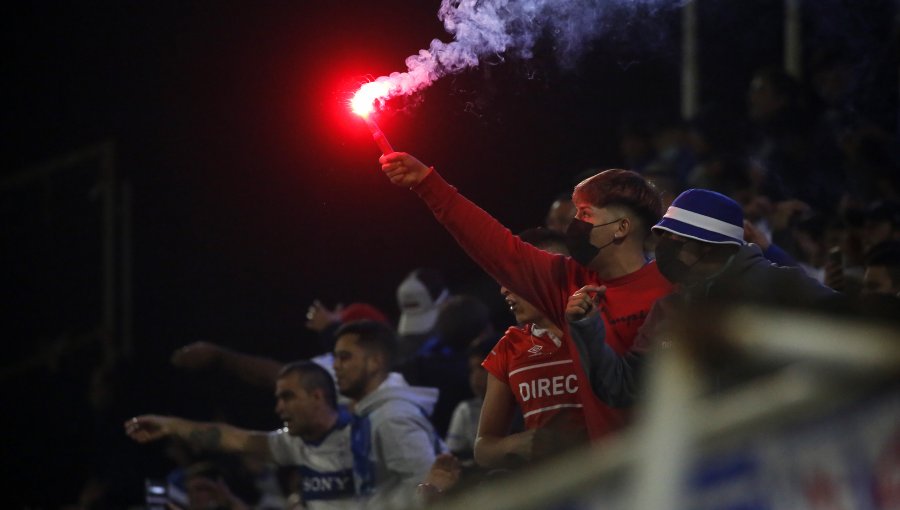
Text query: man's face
654 231 713 284
570 193 624 263
274 372 319 437
333 334 378 401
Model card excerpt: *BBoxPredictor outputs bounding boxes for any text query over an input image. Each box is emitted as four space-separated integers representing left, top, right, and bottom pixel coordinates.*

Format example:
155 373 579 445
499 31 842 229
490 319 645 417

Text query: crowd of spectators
23 40 900 510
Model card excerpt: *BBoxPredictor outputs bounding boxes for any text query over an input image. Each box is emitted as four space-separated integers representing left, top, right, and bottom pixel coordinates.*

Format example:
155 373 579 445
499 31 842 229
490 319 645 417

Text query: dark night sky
3 0 897 505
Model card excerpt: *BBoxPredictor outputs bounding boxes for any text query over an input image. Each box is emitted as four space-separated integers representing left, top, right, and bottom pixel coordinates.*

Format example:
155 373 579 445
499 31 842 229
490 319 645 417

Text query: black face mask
655 237 697 284
565 217 621 266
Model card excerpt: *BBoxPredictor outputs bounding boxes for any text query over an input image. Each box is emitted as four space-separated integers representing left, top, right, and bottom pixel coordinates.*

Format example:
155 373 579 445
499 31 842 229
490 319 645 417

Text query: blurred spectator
544 193 577 234
170 300 390 393
445 337 495 462
789 213 833 282
746 66 844 212
862 200 900 254
684 104 750 197
182 462 250 510
617 119 656 173
863 240 900 297
126 361 356 509
395 268 450 364
823 208 869 295
305 301 391 354
399 294 493 437
332 320 443 508
742 219 798 268
644 117 697 186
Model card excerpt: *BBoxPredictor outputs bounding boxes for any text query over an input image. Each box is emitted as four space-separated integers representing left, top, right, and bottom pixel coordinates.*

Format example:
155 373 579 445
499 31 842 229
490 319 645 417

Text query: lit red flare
350 81 390 117
350 81 394 155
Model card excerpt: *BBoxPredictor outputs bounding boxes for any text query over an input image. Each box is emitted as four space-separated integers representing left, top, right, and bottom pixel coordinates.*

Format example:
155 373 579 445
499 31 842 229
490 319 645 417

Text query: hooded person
331 320 443 508
565 188 837 407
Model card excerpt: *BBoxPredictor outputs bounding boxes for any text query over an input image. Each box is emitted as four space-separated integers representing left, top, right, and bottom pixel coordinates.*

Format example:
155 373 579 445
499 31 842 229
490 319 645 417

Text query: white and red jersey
482 324 586 432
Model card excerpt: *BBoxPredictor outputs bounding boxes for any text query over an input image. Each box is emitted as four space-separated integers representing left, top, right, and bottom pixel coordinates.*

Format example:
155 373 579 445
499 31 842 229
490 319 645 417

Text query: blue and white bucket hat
652 189 745 246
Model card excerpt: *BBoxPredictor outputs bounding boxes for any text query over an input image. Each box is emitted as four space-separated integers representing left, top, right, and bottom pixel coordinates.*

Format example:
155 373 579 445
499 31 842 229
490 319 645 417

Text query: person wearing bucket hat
651 188 747 286
565 188 837 407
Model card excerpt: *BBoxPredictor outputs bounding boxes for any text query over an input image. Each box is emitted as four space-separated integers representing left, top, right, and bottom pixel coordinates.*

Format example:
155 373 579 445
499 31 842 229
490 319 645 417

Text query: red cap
340 303 391 326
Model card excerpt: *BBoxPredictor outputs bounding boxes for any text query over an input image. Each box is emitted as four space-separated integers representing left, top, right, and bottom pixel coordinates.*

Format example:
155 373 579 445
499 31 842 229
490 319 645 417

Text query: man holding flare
378 151 674 444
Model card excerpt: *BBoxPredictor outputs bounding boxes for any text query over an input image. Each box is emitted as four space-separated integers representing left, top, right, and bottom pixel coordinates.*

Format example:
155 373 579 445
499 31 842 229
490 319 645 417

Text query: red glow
350 80 391 117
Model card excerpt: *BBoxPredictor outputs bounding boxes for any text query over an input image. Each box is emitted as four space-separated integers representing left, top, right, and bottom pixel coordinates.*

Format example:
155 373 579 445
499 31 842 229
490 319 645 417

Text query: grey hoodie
352 372 442 509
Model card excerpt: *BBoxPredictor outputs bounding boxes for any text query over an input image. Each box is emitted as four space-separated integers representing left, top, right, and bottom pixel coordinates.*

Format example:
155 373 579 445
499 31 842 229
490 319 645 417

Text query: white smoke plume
364 0 675 105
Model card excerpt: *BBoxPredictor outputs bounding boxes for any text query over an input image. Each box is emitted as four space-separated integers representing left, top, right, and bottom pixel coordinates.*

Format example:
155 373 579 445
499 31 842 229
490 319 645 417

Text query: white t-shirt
267 412 360 510
446 397 482 455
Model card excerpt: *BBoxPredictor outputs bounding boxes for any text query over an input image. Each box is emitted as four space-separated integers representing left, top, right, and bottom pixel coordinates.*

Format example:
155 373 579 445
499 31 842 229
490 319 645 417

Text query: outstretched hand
305 299 342 332
124 415 173 443
379 152 432 187
565 285 606 322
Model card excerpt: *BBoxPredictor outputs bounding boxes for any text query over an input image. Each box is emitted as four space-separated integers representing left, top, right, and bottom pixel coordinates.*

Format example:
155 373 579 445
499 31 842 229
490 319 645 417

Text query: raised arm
171 341 283 390
124 415 272 461
380 152 576 327
566 286 644 407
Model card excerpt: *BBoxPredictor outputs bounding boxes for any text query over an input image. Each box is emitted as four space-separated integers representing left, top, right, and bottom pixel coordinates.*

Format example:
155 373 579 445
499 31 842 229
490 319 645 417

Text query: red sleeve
481 335 509 384
412 169 588 328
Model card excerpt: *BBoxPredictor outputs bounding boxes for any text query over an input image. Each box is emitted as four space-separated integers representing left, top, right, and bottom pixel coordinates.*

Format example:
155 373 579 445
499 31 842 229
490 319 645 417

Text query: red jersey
482 324 586 431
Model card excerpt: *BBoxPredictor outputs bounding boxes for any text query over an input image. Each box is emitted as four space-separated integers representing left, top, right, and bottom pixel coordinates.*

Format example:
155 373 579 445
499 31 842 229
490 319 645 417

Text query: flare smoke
365 0 670 107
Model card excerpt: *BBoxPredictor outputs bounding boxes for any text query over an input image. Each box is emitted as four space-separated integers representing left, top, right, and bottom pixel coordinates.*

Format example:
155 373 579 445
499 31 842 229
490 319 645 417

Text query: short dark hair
278 361 338 410
334 320 398 369
574 169 662 231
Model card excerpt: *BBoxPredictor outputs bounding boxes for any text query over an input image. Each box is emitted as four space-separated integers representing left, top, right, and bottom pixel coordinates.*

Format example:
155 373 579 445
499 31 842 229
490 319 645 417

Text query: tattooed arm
124 415 271 460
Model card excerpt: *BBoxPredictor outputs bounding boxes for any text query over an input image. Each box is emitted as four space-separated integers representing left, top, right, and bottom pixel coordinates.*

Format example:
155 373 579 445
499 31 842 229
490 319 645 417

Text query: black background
3 0 896 505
